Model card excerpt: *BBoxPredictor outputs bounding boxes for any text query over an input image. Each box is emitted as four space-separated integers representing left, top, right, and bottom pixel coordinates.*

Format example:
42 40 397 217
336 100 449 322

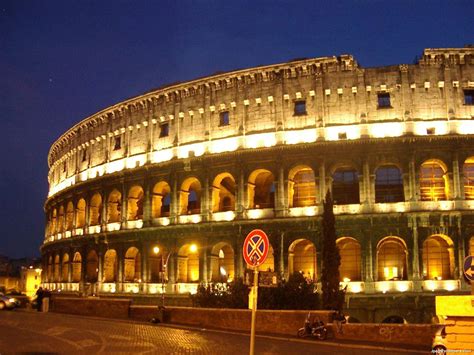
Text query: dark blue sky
1 0 472 258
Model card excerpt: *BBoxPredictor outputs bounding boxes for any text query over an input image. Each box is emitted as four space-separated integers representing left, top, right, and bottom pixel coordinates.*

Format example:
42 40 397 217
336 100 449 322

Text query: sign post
243 229 269 355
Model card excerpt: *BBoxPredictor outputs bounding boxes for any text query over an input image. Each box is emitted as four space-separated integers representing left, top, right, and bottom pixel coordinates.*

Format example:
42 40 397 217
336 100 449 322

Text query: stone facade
42 47 474 323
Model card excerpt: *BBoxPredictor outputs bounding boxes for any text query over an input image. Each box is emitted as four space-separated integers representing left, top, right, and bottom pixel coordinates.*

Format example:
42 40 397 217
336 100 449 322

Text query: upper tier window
465 90 474 105
159 123 169 138
219 111 230 126
294 101 307 116
113 136 121 151
377 93 391 108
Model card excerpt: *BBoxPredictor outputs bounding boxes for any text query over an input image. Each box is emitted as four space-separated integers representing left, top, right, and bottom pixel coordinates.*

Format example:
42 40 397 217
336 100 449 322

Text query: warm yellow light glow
125 154 146 169
369 122 404 138
245 133 276 149
284 129 317 145
212 211 236 222
413 121 449 136
210 137 239 153
157 217 170 226
106 159 125 174
153 246 160 255
106 222 121 232
247 209 264 219
189 244 198 253
126 219 143 229
151 149 173 163
396 282 409 292
343 277 351 283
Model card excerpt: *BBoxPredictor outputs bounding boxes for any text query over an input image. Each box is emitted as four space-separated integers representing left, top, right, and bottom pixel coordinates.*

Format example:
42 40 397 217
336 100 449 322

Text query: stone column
85 194 91 232
275 165 286 217
234 238 244 279
141 242 149 293
142 180 152 227
361 160 371 205
203 175 210 221
199 248 208 283
67 251 73 283
121 183 128 229
168 254 177 285
364 238 375 293
409 157 417 201
97 249 103 293
452 156 462 199
236 169 245 217
279 232 286 278
171 177 179 223
117 247 124 293
411 217 422 291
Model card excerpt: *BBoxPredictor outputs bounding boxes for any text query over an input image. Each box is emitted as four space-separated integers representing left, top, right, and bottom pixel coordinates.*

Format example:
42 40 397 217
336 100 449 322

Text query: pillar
199 248 209 283
121 183 128 229
453 156 462 199
236 169 245 217
142 180 152 227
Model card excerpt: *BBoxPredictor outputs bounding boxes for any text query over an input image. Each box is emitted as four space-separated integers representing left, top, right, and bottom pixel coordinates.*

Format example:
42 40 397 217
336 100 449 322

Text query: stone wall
51 296 131 319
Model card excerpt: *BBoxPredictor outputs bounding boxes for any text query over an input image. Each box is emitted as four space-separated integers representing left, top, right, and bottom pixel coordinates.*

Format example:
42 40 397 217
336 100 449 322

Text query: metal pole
249 266 258 355
161 254 165 307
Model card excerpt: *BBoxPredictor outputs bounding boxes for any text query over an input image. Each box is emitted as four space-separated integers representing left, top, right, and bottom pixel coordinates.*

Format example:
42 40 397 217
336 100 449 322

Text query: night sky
1 1 472 259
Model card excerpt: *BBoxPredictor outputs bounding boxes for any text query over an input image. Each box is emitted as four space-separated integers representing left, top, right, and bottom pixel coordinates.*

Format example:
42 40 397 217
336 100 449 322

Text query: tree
321 190 343 310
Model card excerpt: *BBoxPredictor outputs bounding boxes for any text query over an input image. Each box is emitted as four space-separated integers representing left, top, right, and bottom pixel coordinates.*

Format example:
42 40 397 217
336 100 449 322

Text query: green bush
193 273 320 310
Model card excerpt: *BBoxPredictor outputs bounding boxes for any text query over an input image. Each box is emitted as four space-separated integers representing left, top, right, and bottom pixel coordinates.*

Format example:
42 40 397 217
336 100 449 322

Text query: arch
332 167 359 204
61 253 70 281
47 256 53 281
288 165 317 208
212 173 236 212
86 250 98 283
210 242 235 282
124 247 141 282
420 159 448 201
72 252 82 282
90 193 102 225
337 237 361 281
149 246 166 282
103 249 117 282
127 185 144 220
53 254 60 281
375 165 404 203
177 244 199 282
58 206 65 232
180 177 201 215
107 190 121 223
66 202 74 230
248 169 275 209
288 239 316 281
51 209 57 235
377 237 408 281
463 157 474 200
76 198 86 228
152 181 171 218
382 315 406 324
422 235 454 280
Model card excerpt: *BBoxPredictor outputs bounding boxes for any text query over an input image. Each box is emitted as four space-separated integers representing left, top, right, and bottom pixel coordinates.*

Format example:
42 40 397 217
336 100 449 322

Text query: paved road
0 310 423 354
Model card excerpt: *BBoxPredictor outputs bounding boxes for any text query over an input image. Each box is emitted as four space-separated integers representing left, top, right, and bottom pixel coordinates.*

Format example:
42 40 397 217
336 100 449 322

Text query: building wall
42 47 474 322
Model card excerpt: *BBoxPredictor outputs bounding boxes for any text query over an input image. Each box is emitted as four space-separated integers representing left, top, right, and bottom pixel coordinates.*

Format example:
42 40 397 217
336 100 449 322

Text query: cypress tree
321 190 342 310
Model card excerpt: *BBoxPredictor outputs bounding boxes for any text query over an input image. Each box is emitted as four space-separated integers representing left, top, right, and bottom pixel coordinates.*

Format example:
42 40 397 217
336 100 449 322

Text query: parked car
0 293 17 310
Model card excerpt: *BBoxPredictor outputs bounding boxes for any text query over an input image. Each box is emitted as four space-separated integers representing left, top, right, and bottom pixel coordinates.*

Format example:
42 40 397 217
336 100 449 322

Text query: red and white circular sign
242 229 270 267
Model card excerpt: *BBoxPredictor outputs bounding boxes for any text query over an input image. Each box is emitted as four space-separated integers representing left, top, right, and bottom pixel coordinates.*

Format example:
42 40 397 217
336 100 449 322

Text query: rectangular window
219 111 230 126
294 101 307 116
465 90 474 105
426 127 436 135
81 150 87 162
113 136 121 150
338 132 347 140
377 93 391 108
159 123 169 137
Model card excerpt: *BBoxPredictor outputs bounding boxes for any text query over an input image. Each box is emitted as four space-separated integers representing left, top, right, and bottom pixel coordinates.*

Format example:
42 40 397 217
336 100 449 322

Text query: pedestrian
42 289 51 312
334 310 346 334
35 287 44 312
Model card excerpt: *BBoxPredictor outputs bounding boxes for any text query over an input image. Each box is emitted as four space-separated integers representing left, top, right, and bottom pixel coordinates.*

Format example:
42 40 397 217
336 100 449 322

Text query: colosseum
42 47 474 323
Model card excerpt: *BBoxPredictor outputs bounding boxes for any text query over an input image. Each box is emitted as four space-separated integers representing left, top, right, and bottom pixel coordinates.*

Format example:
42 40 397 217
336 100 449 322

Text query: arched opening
58 206 65 232
47 256 53 281
288 239 316 281
66 202 74 230
420 160 448 201
72 252 82 282
463 157 474 200
103 249 117 282
86 250 98 283
375 165 404 203
255 244 275 272
76 198 86 228
90 193 102 226
124 247 141 282
127 186 144 220
337 237 361 281
51 209 57 235
53 255 60 281
377 237 407 281
382 315 406 324
212 173 236 212
248 169 275 209
61 253 69 281
152 181 171 218
107 190 121 223
210 243 235 282
177 244 199 282
149 246 165 283
288 166 317 208
422 235 454 280
332 167 359 204
180 178 201 215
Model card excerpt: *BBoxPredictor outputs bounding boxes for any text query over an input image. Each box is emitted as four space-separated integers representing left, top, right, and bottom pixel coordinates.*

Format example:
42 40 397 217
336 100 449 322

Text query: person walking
35 287 44 312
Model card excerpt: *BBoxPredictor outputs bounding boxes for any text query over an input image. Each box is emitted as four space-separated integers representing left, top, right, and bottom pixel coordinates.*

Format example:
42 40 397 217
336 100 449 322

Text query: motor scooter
297 312 328 340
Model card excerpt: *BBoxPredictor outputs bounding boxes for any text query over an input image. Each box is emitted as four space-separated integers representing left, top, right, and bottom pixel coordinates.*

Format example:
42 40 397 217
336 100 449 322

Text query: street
0 310 424 354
